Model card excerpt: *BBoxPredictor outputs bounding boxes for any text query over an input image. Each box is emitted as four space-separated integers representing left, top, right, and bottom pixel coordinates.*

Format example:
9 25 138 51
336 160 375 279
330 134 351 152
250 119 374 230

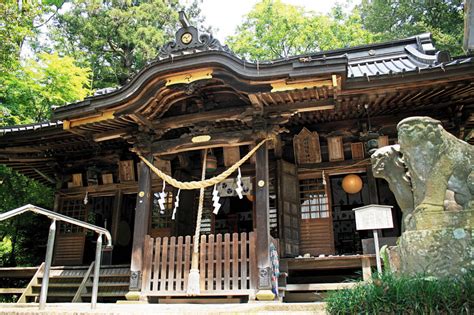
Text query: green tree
0 165 53 267
358 0 465 56
49 0 204 89
0 0 64 73
0 53 91 125
226 0 375 61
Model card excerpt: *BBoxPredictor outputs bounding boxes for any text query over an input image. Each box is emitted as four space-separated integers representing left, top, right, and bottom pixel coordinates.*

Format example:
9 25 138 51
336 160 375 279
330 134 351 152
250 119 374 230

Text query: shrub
325 271 473 315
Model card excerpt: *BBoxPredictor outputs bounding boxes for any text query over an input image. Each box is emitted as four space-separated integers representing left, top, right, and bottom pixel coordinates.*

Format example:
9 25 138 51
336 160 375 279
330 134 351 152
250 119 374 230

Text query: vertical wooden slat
152 237 162 292
232 232 239 290
183 235 191 290
199 234 207 291
160 237 169 291
175 236 184 292
240 232 247 290
215 234 222 291
167 236 176 291
249 232 257 290
141 235 153 292
224 233 231 290
207 234 215 292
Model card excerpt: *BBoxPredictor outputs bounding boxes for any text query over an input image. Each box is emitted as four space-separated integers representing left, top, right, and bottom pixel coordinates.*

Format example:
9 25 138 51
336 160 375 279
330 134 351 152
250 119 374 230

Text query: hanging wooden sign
293 128 322 164
327 136 345 161
118 160 135 182
351 142 365 160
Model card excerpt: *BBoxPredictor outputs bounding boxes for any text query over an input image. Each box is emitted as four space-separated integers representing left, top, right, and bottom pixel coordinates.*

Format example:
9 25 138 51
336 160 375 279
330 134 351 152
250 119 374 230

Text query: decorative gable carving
158 11 231 59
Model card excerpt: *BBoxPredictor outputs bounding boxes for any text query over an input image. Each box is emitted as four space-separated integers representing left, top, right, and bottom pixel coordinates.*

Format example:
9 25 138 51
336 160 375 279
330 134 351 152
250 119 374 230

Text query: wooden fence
142 232 257 296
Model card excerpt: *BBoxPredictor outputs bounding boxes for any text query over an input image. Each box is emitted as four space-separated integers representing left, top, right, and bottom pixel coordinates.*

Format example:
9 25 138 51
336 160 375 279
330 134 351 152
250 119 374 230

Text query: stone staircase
18 264 130 303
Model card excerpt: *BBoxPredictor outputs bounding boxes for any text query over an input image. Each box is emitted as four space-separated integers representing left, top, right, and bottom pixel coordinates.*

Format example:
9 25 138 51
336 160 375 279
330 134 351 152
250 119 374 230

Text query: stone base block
397 225 473 277
256 289 276 301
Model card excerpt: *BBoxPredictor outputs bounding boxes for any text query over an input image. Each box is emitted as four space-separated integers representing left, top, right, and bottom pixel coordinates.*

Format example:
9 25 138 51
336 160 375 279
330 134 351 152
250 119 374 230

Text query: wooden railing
142 232 256 296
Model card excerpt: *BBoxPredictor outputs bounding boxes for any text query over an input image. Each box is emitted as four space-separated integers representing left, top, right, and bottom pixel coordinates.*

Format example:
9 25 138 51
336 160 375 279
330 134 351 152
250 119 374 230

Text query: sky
183 0 360 40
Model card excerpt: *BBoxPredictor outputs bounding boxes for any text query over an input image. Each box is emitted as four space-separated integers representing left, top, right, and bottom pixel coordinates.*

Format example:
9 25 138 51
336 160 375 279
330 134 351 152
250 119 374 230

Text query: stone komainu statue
372 116 474 230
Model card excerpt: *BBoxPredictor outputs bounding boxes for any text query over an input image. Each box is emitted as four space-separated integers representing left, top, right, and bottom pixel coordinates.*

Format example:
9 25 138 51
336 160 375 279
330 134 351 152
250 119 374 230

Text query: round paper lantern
342 174 363 194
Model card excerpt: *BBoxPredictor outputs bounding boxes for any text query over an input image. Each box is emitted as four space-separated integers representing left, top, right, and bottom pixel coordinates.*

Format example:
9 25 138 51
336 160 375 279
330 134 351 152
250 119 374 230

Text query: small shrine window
58 198 87 234
299 178 329 219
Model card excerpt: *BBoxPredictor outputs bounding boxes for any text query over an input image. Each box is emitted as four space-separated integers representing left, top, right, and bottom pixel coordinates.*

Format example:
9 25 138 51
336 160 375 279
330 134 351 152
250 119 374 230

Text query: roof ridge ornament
158 11 231 59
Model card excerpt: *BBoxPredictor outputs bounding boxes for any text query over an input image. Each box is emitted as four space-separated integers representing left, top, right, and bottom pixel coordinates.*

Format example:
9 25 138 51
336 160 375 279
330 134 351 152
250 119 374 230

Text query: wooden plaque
118 160 135 182
70 173 83 187
223 146 240 167
102 173 114 185
293 128 322 164
327 136 344 161
351 142 365 160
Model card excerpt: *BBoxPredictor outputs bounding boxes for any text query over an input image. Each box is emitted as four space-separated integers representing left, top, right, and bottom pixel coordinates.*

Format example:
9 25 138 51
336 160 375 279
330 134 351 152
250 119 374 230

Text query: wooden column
254 141 274 299
367 166 379 204
128 154 153 295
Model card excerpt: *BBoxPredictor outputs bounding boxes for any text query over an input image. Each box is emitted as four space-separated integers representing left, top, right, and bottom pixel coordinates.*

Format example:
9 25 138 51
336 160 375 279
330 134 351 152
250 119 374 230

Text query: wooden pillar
111 189 123 244
367 167 379 204
128 154 152 297
254 141 274 300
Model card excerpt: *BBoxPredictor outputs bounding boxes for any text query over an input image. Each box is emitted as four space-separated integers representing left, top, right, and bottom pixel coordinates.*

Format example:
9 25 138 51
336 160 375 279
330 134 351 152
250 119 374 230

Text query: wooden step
285 282 358 291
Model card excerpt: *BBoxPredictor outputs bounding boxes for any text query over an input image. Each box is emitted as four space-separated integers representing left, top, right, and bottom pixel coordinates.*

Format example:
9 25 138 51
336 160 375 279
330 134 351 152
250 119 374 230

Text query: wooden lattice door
53 198 87 265
277 160 301 257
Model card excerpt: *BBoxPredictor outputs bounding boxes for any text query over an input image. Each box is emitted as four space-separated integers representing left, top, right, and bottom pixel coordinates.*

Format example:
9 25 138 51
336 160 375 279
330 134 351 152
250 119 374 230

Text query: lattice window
151 191 174 229
299 178 329 219
58 199 87 234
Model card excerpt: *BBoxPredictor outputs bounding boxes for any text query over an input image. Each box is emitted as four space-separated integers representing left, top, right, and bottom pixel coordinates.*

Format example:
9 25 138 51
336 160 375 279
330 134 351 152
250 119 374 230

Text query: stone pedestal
395 209 473 277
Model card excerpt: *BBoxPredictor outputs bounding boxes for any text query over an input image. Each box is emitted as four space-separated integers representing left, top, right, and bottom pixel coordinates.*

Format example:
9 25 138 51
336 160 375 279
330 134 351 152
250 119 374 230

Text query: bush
325 271 473 315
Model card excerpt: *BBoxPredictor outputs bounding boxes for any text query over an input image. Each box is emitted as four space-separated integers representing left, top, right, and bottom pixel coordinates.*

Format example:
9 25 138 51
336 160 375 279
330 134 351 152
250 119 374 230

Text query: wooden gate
142 232 256 296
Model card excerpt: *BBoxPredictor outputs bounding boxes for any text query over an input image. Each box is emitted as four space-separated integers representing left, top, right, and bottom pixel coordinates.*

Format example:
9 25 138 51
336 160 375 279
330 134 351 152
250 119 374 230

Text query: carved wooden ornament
293 128 322 164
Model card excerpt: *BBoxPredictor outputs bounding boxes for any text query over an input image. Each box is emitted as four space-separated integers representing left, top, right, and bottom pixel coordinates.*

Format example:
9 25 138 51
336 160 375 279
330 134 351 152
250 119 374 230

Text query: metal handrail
0 204 112 310
0 204 112 247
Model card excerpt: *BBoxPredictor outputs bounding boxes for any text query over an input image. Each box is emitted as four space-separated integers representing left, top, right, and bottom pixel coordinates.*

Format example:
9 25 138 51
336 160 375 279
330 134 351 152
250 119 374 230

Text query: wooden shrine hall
1 12 473 302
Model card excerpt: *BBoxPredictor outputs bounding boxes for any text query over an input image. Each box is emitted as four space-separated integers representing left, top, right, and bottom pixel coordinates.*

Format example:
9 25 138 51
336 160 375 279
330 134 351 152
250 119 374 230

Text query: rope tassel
187 149 208 295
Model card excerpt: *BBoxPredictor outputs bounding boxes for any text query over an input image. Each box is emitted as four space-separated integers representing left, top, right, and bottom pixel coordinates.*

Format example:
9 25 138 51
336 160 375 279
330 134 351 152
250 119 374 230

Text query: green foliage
0 1 62 73
358 0 465 56
0 52 91 125
226 0 375 61
0 165 53 266
49 0 203 88
326 271 474 315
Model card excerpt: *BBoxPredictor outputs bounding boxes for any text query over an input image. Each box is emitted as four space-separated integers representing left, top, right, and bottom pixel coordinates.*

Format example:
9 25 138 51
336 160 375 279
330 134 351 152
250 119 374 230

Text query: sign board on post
353 204 394 275
353 204 394 230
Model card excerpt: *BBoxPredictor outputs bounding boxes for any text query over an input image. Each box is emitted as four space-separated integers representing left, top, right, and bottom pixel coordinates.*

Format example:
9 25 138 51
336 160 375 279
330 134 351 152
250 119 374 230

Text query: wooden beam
255 141 272 291
93 128 131 142
149 130 258 156
165 68 213 86
153 107 252 130
271 79 333 92
129 154 153 291
130 113 154 129
63 110 115 129
264 99 335 115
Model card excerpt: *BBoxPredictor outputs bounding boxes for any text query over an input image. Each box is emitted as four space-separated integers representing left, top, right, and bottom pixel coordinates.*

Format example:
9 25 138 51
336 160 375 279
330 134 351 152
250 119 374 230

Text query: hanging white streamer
235 167 243 199
172 189 181 220
158 180 167 214
212 184 221 215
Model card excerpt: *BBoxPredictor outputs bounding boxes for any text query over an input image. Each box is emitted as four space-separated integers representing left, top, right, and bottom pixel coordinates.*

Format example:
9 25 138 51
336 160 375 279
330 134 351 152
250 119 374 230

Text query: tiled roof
0 121 63 135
